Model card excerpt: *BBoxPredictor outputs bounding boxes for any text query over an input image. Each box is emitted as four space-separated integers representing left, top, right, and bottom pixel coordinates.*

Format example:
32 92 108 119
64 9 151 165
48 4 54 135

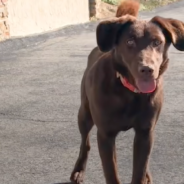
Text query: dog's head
96 1 184 93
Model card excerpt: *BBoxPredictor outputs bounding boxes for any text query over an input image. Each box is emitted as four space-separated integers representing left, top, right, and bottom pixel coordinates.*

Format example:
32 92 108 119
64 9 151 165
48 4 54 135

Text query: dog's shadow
52 182 73 184
52 183 130 184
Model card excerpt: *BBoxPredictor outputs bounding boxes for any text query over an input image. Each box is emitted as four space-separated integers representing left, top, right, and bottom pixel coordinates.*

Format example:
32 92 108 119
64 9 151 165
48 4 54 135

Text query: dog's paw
145 172 152 184
70 171 84 184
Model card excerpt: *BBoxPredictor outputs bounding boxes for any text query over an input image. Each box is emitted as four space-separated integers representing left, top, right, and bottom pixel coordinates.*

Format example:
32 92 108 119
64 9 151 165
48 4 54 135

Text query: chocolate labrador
70 0 184 183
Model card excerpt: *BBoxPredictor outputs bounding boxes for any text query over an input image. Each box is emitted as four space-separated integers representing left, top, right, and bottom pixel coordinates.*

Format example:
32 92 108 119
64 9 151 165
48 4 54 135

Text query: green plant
102 0 120 5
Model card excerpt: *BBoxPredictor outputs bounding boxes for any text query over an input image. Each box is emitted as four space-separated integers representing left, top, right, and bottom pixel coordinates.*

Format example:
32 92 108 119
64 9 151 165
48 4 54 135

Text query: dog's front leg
97 130 120 184
131 129 154 184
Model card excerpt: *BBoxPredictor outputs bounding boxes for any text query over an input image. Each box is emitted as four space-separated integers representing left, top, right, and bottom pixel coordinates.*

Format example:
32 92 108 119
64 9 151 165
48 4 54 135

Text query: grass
102 0 180 11
102 0 120 5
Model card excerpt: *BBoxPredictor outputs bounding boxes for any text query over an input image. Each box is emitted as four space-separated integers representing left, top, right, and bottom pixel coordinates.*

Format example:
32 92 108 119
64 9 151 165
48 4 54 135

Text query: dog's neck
116 72 140 93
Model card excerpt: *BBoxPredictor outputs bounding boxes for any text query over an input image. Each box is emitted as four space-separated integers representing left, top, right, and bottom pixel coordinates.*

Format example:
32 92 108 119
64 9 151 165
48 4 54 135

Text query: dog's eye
127 38 135 46
152 39 162 47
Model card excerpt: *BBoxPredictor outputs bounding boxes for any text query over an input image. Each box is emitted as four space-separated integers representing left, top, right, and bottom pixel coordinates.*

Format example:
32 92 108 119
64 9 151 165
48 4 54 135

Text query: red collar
116 72 140 93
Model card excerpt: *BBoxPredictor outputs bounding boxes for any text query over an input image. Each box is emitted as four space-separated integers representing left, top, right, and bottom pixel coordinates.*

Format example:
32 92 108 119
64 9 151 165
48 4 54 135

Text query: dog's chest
102 94 156 131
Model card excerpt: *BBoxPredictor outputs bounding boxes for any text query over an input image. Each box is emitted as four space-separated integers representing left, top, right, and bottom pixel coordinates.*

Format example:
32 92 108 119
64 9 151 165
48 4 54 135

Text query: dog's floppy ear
96 15 136 52
151 16 184 51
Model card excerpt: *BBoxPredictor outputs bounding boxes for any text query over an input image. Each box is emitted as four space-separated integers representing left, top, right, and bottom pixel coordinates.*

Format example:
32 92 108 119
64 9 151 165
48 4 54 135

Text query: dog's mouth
135 78 157 93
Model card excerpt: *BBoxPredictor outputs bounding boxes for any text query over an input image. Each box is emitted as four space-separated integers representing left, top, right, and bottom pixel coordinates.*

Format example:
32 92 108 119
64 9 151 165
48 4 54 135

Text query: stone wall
0 0 90 39
89 0 102 18
0 0 117 41
8 0 89 37
0 0 9 41
89 0 117 20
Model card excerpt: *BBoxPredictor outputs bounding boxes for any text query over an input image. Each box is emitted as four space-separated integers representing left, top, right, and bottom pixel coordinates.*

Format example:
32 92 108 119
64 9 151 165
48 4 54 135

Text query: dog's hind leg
70 102 94 184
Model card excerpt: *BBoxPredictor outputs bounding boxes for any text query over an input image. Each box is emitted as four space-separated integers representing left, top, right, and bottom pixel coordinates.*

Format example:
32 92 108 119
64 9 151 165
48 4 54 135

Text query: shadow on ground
52 182 73 184
52 183 130 184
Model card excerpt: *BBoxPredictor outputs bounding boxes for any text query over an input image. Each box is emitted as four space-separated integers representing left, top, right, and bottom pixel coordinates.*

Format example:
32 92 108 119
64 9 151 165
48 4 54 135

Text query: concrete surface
0 1 184 184
8 0 89 37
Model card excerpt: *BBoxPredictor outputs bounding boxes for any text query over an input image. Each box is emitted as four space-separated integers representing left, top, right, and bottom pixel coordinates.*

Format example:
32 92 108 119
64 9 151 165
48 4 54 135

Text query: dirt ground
96 1 117 20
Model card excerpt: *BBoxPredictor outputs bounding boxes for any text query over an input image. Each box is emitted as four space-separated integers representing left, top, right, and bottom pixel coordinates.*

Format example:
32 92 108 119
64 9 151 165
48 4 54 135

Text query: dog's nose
138 66 154 76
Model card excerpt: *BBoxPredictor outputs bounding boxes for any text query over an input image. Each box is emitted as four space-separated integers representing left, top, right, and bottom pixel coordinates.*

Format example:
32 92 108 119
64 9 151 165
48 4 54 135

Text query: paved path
0 1 184 184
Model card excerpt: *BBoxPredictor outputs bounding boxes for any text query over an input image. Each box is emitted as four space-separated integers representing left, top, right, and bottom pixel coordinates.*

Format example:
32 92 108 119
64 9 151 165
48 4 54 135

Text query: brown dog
70 0 184 184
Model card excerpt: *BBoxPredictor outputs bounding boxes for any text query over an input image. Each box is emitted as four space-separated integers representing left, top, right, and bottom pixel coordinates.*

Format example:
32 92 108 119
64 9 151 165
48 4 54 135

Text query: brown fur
116 0 140 17
70 0 184 184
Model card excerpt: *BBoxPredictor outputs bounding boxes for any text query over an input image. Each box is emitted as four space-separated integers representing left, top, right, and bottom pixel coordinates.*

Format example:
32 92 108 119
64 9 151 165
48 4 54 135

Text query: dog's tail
116 0 140 18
